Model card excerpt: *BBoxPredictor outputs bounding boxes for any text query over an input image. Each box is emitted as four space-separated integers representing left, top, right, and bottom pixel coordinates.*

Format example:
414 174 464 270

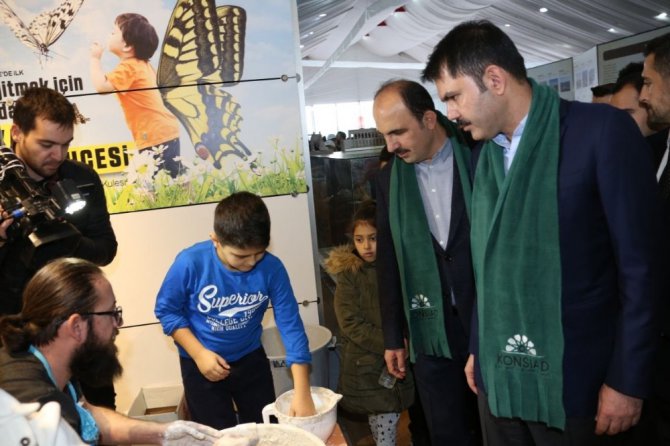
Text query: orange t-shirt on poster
106 58 180 150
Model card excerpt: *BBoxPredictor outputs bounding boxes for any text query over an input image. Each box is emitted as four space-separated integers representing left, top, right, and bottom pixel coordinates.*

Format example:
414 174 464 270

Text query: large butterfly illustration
158 0 250 169
0 0 84 61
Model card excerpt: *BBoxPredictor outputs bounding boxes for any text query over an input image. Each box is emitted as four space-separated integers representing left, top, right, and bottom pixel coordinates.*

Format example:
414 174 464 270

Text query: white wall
106 194 320 413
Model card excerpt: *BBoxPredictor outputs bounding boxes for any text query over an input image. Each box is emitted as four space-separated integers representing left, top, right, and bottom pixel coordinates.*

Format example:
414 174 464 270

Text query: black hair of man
374 79 436 123
12 87 75 138
214 191 270 249
0 258 102 353
115 13 159 61
590 83 615 98
613 63 644 94
422 20 527 92
644 32 670 78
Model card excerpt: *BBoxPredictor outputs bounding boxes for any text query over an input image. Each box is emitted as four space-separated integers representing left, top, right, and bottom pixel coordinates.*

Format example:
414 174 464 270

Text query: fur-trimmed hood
324 245 367 275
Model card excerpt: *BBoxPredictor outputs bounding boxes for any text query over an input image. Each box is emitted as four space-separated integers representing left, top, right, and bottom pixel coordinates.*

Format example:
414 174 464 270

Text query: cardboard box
127 385 185 423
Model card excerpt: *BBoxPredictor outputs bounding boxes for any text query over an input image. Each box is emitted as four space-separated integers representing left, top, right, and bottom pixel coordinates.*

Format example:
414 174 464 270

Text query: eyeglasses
80 306 123 326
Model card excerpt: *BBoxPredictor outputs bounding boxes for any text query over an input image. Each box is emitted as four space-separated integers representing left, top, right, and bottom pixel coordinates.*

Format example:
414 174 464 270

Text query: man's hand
0 205 12 242
161 420 222 446
465 354 478 395
384 349 407 379
193 349 230 382
595 383 643 435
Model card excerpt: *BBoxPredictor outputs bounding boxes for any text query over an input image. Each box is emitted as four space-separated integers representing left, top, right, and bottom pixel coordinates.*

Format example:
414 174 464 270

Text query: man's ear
60 313 89 344
422 110 438 129
10 124 21 146
483 65 507 95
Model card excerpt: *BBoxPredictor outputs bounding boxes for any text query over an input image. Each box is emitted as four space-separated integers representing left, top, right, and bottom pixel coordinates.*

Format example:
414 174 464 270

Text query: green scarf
470 80 565 429
389 111 472 361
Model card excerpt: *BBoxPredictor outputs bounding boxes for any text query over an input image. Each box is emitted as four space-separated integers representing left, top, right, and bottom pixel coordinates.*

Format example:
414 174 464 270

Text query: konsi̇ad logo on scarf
197 285 269 317
497 334 550 373
410 293 438 320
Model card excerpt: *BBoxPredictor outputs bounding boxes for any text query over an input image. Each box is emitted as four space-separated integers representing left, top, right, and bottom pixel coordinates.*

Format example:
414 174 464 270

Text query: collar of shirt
492 114 528 174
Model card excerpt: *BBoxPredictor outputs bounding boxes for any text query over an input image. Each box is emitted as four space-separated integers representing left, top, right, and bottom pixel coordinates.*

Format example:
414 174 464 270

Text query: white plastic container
261 386 342 442
261 324 332 396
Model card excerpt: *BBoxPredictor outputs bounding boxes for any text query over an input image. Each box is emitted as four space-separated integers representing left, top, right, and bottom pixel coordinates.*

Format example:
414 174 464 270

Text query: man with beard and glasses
0 258 248 445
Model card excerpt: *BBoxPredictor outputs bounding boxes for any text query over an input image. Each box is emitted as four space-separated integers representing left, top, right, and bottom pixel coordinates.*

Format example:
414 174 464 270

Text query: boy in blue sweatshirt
155 192 316 429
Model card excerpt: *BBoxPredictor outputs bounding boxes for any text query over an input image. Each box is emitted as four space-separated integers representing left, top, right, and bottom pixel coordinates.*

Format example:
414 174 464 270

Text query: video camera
0 145 85 254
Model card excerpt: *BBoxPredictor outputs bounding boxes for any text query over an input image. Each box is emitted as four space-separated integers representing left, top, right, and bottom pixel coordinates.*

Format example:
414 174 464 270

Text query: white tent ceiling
298 0 670 105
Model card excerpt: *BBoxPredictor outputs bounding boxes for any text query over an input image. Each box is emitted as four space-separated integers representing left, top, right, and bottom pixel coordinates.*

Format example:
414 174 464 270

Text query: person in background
373 79 480 445
423 20 661 445
610 62 669 169
590 82 615 103
155 191 316 430
335 131 347 151
640 31 670 445
0 258 243 445
90 13 183 178
325 200 414 446
0 86 118 409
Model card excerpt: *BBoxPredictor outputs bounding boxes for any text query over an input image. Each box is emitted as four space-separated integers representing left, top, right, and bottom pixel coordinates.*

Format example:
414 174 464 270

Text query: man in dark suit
640 32 670 444
373 79 480 445
423 21 661 445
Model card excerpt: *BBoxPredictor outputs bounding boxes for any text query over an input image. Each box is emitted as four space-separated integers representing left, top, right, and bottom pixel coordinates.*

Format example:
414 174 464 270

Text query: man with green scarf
422 21 662 445
373 79 480 445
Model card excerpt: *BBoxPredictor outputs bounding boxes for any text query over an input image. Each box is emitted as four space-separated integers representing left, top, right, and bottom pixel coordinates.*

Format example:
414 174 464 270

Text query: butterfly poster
0 0 308 213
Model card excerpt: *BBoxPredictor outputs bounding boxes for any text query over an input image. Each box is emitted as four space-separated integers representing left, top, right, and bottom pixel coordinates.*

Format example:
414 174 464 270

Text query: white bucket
261 324 332 397
261 386 342 442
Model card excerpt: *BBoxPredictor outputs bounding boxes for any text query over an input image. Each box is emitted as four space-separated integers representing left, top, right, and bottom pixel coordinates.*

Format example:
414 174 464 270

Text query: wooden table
326 423 347 446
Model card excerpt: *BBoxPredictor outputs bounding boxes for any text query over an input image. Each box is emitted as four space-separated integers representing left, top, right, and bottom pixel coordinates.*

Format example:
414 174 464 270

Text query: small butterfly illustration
0 0 84 62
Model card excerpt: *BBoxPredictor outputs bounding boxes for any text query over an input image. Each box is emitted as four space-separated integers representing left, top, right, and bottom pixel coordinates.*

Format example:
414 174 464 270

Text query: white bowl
262 386 342 442
217 423 325 446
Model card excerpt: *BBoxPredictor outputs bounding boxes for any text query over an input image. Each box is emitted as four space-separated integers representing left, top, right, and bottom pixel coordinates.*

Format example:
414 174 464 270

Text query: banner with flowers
0 0 307 213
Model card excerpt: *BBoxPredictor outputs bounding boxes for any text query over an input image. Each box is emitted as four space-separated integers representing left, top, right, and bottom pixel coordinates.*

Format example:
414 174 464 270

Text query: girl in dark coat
325 201 414 446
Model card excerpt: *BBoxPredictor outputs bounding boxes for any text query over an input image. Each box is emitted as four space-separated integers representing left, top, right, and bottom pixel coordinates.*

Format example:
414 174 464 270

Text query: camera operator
0 87 118 408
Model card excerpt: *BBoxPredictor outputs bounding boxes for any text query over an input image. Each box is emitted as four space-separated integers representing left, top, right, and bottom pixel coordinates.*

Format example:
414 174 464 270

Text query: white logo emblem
411 294 431 309
505 334 537 356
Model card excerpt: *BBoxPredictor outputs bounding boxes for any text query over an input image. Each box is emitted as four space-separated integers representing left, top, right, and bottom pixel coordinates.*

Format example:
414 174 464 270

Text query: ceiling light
656 12 668 19
608 27 617 33
539 7 548 13
309 31 314 35
300 44 304 48
318 13 326 18
504 23 511 27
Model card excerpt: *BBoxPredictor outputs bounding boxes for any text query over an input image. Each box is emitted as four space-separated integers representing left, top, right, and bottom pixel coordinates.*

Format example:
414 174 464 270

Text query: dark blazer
473 100 662 419
375 149 476 359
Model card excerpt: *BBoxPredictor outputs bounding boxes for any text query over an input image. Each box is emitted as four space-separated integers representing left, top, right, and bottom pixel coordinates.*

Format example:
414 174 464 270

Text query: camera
0 145 85 256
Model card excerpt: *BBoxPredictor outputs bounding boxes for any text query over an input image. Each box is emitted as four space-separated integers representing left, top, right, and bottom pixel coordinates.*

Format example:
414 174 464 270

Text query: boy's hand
193 349 230 382
90 42 104 59
288 390 317 417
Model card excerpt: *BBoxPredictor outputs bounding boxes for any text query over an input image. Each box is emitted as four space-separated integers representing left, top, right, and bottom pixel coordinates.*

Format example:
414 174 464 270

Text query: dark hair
12 87 76 137
0 258 102 353
378 145 393 165
350 200 376 234
116 13 159 61
422 20 527 91
613 63 644 94
591 83 615 97
374 79 436 122
644 32 670 78
214 191 270 249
